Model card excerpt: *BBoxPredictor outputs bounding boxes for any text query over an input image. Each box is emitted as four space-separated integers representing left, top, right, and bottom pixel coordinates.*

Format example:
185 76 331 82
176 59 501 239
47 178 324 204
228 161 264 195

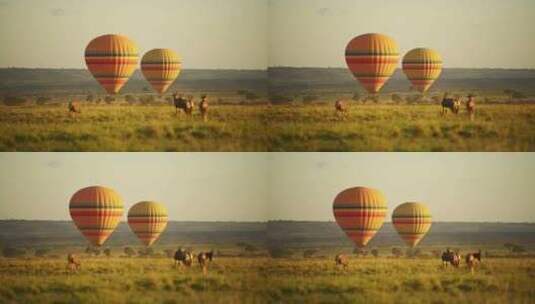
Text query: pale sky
0 153 270 221
0 153 533 222
1 0 533 69
0 0 268 69
269 0 535 68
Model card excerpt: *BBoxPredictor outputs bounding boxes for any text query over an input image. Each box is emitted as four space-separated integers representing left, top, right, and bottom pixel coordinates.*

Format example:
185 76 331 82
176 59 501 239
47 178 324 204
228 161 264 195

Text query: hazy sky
1 0 533 69
0 153 533 222
269 0 535 68
0 153 269 221
0 0 268 69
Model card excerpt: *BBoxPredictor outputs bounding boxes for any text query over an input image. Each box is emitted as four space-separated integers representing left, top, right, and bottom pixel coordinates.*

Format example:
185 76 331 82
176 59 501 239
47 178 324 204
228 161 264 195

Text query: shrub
245 92 259 100
2 247 26 257
371 249 379 258
35 248 50 257
269 247 292 258
391 94 403 104
86 94 95 102
352 92 361 102
124 247 136 257
104 248 112 257
302 95 318 103
392 247 403 257
303 249 317 258
36 96 51 105
269 94 293 104
3 96 26 106
104 96 115 104
244 244 258 252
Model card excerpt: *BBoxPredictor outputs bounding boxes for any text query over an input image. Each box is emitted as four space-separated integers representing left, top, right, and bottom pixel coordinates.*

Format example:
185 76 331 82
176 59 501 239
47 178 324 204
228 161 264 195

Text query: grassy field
0 256 533 303
0 103 534 151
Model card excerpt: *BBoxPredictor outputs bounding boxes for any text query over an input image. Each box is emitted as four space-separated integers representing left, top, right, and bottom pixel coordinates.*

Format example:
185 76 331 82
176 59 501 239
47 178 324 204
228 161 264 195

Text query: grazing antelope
441 94 461 115
466 94 475 120
174 248 194 268
441 249 460 268
66 253 81 273
334 100 349 118
199 95 209 121
197 250 214 274
335 254 349 269
465 249 482 274
68 101 81 116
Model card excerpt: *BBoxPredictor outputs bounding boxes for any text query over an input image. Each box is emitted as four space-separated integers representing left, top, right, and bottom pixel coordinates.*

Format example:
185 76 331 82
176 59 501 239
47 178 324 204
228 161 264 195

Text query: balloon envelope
402 48 442 93
345 33 399 94
127 201 168 246
84 34 139 94
69 186 124 246
333 186 387 247
141 49 182 94
392 202 432 247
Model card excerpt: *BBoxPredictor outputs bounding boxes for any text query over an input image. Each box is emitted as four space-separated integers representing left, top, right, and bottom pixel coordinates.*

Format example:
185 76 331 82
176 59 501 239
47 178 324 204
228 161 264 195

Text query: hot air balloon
127 201 168 246
333 186 387 247
84 34 139 94
392 202 432 247
141 49 182 94
345 33 399 94
402 48 442 93
69 186 124 246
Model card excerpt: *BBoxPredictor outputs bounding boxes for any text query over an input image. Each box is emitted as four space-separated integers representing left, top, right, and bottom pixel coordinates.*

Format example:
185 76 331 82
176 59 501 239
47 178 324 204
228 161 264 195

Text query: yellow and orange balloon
402 48 442 93
333 186 387 247
127 201 168 246
84 34 139 94
141 49 182 94
69 186 124 246
345 33 399 94
392 202 432 247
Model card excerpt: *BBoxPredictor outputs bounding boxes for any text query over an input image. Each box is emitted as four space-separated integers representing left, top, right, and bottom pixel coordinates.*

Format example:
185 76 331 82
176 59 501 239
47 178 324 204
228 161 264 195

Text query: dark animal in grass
67 253 81 272
441 249 461 268
199 95 209 121
68 101 81 116
335 254 349 269
441 95 461 115
465 249 482 274
334 100 349 117
174 248 193 267
197 250 214 274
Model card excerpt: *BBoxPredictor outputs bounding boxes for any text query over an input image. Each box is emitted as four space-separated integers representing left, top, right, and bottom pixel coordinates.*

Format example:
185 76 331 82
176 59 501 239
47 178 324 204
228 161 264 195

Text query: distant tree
269 247 292 258
353 247 368 256
303 249 318 258
512 91 526 100
391 94 403 104
302 95 318 103
2 96 26 106
36 96 51 105
103 248 112 257
143 86 150 92
124 247 136 257
244 244 259 252
104 96 115 104
352 92 361 102
512 245 526 254
245 92 259 101
371 248 379 258
35 248 50 257
392 247 403 257
269 94 293 104
2 247 26 258
125 95 137 104
164 249 175 258
86 94 95 102
237 90 248 95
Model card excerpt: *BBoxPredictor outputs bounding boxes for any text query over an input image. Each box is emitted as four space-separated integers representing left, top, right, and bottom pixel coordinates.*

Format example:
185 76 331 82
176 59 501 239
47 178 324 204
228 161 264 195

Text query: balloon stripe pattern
128 201 168 246
85 34 139 94
333 187 387 247
141 49 182 94
69 186 124 246
392 202 432 247
402 48 442 93
345 33 399 93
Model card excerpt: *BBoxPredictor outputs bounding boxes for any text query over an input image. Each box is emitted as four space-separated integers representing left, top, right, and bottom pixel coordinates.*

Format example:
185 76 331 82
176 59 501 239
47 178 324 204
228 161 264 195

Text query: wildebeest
465 249 482 274
172 92 192 116
441 94 461 115
334 100 349 117
197 250 214 274
199 95 208 121
174 248 193 268
441 249 461 268
66 253 81 272
335 254 349 269
68 101 81 116
466 94 475 120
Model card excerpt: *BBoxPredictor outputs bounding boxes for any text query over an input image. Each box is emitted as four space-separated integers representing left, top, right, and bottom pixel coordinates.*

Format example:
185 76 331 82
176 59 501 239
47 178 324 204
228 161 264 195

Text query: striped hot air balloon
392 202 432 247
69 186 124 246
402 48 442 93
141 49 182 94
84 34 139 94
345 33 399 94
333 186 387 247
127 201 168 246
